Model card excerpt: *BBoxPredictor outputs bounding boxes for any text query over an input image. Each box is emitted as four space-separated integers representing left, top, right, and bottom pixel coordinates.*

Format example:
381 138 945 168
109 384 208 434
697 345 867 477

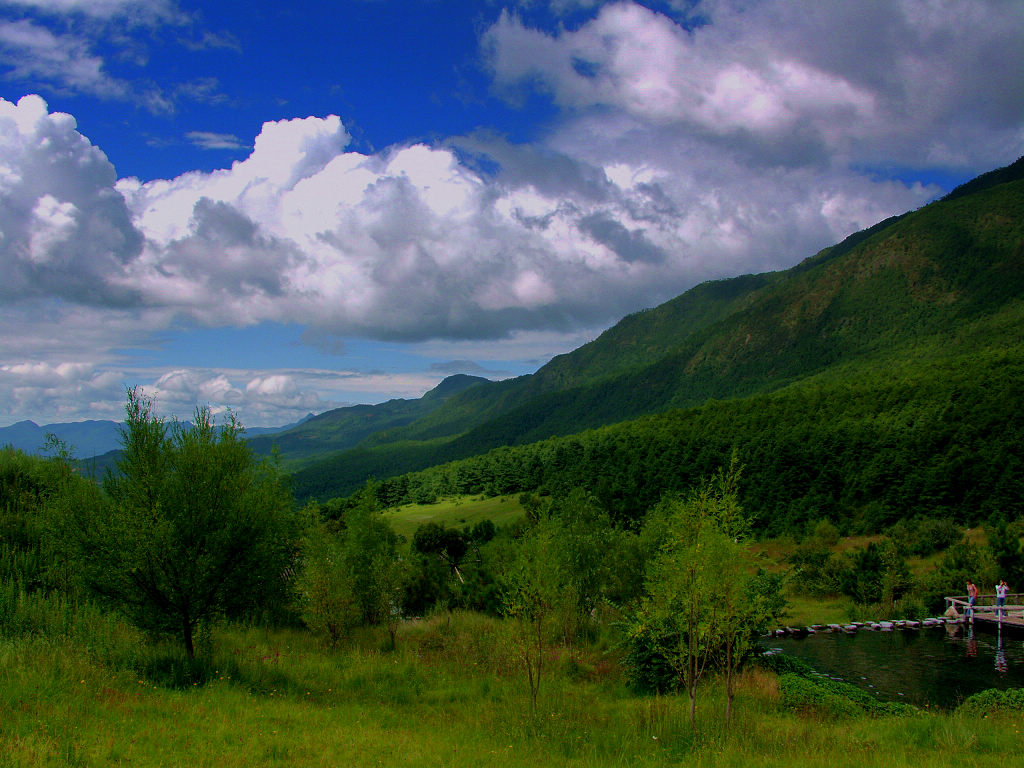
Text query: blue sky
1 0 1022 428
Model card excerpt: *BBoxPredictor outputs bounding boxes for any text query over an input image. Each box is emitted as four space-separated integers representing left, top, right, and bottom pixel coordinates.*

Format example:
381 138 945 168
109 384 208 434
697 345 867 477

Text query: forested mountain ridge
286 156 1024 500
362 330 1024 532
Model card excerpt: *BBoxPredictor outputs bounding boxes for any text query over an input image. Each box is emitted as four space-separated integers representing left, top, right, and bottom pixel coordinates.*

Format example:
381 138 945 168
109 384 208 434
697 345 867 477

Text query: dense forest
345 341 1024 536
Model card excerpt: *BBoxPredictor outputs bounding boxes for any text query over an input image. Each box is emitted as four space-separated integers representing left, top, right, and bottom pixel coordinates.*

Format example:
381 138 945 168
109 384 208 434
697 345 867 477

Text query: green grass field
5 497 1009 766
383 494 526 540
2 612 1022 768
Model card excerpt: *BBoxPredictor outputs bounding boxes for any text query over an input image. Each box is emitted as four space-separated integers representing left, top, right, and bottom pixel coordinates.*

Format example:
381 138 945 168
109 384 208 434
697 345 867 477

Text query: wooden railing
945 593 1024 624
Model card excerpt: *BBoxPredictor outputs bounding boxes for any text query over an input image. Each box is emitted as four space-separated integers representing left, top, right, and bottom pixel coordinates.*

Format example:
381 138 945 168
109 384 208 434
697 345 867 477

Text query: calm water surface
771 624 1024 708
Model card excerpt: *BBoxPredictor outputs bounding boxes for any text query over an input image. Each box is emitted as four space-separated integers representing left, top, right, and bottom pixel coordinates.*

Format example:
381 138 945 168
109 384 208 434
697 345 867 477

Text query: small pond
770 623 1024 709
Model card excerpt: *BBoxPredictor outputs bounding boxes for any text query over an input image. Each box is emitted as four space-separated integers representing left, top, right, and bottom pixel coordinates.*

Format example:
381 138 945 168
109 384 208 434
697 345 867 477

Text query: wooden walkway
945 593 1024 632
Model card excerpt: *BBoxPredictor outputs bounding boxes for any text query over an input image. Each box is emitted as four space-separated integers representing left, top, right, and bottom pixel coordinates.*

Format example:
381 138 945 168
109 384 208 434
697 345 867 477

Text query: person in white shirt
995 579 1009 619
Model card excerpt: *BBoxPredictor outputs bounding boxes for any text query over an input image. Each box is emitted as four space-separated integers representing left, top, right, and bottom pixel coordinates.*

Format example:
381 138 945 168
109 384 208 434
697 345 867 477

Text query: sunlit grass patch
781 593 854 626
384 494 525 538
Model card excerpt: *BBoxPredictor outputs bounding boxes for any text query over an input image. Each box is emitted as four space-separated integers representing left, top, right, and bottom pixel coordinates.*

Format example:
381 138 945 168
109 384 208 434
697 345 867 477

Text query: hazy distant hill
1 414 313 460
288 155 1024 500
0 419 124 458
246 374 490 466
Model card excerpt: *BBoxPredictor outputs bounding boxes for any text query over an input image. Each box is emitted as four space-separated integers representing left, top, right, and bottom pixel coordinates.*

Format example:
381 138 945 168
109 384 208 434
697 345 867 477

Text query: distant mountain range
0 415 314 458
0 419 122 458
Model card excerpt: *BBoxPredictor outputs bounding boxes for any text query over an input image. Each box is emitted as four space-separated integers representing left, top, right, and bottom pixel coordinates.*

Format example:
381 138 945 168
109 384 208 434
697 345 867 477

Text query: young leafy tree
627 459 781 726
72 388 295 659
988 515 1024 587
500 520 562 712
498 487 632 709
339 486 404 629
294 506 360 646
545 488 641 643
717 566 785 723
412 522 469 579
298 486 406 648
1 443 102 600
640 520 730 726
918 538 998 612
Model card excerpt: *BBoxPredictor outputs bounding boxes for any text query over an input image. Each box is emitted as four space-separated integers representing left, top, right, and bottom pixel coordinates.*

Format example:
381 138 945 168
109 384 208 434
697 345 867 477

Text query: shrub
758 650 817 677
619 616 678 694
778 673 862 717
888 517 962 557
958 687 1024 715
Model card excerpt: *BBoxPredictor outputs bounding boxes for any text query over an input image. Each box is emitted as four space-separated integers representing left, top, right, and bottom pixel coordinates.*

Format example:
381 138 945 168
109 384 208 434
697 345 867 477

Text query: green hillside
246 374 488 466
287 156 1024 503
368 329 1024 533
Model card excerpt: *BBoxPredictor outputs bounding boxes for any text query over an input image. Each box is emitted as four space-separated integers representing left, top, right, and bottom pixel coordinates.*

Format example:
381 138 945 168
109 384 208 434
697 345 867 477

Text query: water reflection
771 624 1024 708
995 633 1008 674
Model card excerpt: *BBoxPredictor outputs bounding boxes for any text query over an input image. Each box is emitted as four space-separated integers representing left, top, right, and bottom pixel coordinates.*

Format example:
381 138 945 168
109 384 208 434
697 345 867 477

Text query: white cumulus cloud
0 94 142 303
186 131 249 151
1 0 177 20
0 19 130 99
486 0 1024 171
0 360 123 423
114 104 931 347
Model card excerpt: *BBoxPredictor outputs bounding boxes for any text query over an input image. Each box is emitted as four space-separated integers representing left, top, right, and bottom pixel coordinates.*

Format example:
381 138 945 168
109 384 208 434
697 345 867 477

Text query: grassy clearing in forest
781 594 855 626
383 494 525 539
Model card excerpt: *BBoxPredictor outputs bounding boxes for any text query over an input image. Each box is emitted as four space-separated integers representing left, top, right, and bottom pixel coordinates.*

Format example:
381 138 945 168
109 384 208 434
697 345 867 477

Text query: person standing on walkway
995 579 1009 619
967 579 979 619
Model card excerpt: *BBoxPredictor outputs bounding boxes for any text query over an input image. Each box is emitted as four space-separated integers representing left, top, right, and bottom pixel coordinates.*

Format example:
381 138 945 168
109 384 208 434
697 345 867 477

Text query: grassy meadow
383 494 526 540
3 608 1023 768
